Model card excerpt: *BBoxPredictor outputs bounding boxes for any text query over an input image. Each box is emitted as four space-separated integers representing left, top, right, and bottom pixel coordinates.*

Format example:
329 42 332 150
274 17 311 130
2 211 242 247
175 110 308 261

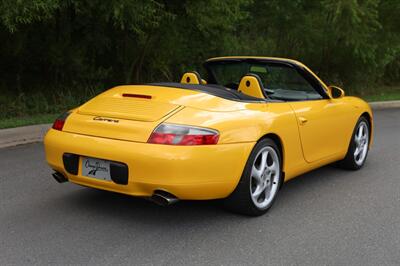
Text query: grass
361 91 400 102
0 85 103 129
0 113 59 129
353 85 400 102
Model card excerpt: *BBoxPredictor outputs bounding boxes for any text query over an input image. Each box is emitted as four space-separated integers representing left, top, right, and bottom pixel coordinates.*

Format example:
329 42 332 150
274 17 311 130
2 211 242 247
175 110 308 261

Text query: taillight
52 112 70 131
148 123 219 145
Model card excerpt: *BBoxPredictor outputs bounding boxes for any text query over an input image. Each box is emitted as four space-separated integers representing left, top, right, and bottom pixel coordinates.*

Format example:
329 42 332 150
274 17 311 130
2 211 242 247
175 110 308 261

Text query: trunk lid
77 95 179 122
62 85 247 142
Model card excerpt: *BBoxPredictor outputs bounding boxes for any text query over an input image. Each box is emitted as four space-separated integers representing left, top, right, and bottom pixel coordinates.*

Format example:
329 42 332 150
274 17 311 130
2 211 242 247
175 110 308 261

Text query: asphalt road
1 109 400 265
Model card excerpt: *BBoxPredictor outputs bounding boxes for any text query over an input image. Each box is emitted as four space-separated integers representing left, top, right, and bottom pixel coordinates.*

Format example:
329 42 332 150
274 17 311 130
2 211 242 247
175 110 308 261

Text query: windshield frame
203 58 330 100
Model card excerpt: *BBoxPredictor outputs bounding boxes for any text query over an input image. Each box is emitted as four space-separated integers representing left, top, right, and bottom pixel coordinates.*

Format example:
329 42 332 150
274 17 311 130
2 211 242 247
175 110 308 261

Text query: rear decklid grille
78 97 179 122
62 86 183 142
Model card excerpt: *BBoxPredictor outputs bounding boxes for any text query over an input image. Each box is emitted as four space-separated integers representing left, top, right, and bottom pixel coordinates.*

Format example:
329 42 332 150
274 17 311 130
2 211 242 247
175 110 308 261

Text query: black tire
224 138 283 216
338 116 370 170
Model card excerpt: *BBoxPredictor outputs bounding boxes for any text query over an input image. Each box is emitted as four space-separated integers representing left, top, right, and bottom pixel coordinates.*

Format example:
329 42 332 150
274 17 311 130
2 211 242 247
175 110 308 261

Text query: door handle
298 117 308 125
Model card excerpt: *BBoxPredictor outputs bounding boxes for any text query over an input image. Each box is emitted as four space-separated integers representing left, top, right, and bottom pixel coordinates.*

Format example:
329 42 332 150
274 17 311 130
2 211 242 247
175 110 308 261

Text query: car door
264 64 351 163
289 99 353 163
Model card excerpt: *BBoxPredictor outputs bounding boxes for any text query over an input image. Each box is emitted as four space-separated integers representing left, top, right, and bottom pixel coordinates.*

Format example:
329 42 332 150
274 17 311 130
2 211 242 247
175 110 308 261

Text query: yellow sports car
44 56 373 216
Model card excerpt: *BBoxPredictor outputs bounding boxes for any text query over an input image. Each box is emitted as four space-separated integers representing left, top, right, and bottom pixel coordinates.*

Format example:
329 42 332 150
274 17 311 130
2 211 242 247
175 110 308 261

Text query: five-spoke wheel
250 146 280 209
224 138 282 216
339 116 370 170
354 121 369 166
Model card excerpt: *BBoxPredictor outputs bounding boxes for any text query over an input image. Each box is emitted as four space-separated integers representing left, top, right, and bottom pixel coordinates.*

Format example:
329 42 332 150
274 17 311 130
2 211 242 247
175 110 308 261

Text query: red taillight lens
148 124 219 145
52 119 65 131
52 112 70 131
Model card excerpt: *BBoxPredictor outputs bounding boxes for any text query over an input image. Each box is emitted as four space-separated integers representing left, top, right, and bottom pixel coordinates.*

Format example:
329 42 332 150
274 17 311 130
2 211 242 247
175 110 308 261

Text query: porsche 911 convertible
44 56 373 216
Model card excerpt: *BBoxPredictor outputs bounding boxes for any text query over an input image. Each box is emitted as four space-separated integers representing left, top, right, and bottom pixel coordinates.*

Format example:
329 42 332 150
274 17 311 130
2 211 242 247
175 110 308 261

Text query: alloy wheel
250 146 280 209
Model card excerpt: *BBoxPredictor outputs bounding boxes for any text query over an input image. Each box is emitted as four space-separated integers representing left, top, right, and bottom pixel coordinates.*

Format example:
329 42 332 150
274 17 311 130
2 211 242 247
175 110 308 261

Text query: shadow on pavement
51 163 354 224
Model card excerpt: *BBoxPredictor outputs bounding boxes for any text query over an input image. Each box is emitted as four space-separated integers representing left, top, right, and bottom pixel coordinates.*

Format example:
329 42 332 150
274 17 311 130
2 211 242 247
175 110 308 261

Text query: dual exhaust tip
52 172 178 206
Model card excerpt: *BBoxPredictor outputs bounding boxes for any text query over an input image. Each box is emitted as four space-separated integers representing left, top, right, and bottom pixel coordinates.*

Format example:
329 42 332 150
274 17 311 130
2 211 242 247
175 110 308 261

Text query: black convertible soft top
149 82 277 103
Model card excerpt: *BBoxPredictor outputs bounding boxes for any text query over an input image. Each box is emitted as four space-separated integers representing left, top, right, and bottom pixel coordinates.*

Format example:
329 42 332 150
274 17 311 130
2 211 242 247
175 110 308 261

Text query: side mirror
328 86 345 99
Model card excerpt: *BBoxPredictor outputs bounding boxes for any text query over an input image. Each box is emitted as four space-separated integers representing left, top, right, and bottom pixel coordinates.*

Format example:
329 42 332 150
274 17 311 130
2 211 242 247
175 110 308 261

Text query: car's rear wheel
224 138 282 216
338 116 370 170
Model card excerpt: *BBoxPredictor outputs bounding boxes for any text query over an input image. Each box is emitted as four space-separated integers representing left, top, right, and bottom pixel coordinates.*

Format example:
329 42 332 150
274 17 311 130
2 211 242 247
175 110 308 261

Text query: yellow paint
289 99 358 162
45 129 253 199
44 57 373 200
237 75 266 99
180 72 201 84
327 85 345 98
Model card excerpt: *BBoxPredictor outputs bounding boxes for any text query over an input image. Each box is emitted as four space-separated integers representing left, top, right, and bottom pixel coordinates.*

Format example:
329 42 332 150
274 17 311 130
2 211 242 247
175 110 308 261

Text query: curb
0 124 51 149
368 100 400 110
0 100 399 149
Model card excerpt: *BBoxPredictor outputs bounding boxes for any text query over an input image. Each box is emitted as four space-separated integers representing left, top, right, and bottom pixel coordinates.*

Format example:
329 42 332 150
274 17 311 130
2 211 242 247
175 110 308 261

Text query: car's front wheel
224 138 282 216
338 116 370 170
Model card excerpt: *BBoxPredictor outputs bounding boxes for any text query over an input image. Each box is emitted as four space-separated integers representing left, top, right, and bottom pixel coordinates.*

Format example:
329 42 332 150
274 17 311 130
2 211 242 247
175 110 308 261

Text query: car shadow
52 163 357 225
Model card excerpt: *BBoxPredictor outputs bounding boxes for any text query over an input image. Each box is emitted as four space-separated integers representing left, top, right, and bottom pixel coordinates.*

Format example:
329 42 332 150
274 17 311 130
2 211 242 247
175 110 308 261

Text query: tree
0 0 398 97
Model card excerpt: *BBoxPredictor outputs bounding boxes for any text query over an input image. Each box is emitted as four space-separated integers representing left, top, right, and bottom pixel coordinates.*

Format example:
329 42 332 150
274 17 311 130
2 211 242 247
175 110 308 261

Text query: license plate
81 157 112 181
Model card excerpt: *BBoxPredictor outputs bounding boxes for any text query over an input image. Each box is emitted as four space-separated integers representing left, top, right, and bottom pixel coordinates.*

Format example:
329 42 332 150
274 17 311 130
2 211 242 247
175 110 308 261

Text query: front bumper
44 129 254 200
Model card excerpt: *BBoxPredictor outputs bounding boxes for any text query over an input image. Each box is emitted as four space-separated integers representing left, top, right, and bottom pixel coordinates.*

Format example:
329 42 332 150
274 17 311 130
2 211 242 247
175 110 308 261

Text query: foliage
0 113 58 129
0 85 103 119
0 0 399 118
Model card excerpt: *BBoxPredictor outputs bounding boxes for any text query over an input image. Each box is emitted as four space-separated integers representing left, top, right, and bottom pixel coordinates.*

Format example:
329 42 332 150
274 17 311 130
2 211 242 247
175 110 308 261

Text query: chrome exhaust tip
52 171 68 183
151 191 179 206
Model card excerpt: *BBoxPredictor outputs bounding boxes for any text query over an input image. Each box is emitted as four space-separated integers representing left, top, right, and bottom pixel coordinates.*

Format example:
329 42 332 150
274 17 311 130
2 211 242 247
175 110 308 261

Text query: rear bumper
44 129 254 200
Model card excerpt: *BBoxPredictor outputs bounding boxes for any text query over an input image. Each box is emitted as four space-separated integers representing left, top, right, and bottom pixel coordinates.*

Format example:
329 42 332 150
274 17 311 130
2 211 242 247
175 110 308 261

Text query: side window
254 65 323 101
